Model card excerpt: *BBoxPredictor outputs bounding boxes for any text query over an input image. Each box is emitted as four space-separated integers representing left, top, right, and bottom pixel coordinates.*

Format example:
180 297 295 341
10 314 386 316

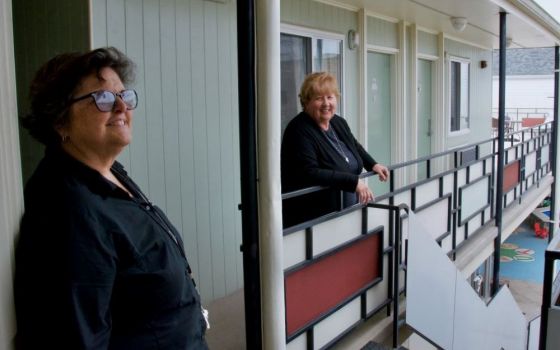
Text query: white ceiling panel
316 0 560 48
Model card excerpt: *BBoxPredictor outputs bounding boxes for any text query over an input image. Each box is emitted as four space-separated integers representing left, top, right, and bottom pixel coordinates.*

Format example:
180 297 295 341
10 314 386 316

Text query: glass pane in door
418 59 433 179
367 51 392 196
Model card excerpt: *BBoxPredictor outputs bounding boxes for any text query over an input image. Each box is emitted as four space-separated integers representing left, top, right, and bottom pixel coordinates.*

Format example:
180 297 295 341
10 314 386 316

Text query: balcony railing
281 122 554 349
492 108 554 134
491 107 554 122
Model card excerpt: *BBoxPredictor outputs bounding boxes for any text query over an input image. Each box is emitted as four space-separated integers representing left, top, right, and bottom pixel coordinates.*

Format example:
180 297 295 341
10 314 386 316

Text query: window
449 58 470 132
280 31 343 132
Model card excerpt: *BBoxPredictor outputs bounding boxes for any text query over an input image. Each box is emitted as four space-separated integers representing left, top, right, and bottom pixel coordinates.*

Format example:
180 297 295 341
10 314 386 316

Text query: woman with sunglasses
15 47 208 349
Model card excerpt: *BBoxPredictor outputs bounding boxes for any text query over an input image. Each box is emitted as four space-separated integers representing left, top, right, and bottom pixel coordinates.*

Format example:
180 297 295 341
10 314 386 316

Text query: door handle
427 118 432 137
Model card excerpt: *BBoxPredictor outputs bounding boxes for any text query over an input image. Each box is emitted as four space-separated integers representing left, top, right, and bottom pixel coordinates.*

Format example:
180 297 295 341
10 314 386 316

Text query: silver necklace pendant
325 127 349 163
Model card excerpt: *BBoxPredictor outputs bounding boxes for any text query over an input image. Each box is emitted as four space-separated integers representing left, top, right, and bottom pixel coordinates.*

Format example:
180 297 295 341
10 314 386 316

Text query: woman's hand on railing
355 180 374 204
373 163 390 182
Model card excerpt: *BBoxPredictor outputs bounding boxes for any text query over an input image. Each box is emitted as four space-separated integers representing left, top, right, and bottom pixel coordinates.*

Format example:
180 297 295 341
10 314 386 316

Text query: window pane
450 62 460 131
281 34 343 132
281 34 310 131
313 38 342 101
313 38 342 84
460 63 470 130
450 60 470 132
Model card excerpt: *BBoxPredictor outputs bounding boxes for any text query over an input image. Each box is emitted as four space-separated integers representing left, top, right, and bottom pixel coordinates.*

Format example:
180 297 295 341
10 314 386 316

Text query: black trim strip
236 0 261 347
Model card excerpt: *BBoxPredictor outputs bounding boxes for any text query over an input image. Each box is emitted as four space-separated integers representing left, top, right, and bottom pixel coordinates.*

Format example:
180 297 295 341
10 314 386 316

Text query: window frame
280 24 346 116
447 55 471 135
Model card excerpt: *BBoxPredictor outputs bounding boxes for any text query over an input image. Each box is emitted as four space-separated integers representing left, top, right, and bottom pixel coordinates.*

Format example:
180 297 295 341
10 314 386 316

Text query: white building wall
492 75 555 110
0 0 24 348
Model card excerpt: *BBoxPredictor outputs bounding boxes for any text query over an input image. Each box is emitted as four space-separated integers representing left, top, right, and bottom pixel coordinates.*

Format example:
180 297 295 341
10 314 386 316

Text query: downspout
550 45 559 242
493 11 507 295
236 1 262 348
256 0 286 349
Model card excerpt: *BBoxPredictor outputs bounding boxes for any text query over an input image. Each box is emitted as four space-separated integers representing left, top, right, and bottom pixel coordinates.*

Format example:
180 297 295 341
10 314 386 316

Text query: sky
535 0 560 22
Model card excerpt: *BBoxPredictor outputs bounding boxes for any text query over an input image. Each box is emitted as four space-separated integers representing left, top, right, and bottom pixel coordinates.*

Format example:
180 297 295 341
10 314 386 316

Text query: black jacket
281 112 377 227
15 146 208 349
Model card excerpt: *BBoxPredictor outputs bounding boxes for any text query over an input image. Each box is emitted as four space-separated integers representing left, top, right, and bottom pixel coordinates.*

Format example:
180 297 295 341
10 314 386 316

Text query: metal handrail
491 107 554 121
281 121 554 348
369 203 409 349
282 121 553 202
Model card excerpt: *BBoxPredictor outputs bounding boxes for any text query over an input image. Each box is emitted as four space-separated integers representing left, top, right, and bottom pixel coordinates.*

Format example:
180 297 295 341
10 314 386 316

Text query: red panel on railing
521 117 545 127
503 160 520 192
285 233 381 337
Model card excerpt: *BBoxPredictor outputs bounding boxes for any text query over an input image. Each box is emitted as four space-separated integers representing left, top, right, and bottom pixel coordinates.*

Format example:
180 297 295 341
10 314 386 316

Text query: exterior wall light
450 17 468 32
506 37 513 47
348 29 359 50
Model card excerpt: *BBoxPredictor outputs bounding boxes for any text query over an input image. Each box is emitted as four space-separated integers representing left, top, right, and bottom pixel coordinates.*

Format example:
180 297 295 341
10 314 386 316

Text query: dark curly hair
21 47 135 146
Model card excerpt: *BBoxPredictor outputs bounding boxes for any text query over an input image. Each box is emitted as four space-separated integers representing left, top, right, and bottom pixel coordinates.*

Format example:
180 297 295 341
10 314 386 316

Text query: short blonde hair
299 72 340 109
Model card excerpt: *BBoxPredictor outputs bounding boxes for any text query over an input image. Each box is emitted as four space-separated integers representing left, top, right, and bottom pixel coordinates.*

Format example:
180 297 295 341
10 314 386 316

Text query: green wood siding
444 39 492 149
367 16 398 49
418 31 438 57
281 0 360 134
1 0 24 345
13 0 90 183
91 0 242 302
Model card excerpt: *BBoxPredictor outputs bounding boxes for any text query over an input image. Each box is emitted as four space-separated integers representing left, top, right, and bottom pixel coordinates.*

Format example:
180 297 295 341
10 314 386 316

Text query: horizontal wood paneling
418 30 438 57
91 0 242 302
367 16 398 49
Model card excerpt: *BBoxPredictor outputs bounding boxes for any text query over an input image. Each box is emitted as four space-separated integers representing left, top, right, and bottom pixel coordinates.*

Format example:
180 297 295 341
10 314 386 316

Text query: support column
358 9 367 144
236 0 262 349
550 45 559 241
409 23 418 183
395 20 407 185
493 11 507 295
256 0 286 349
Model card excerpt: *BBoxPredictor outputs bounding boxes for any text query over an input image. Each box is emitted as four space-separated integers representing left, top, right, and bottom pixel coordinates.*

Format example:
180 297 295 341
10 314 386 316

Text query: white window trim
281 23 346 115
447 54 471 136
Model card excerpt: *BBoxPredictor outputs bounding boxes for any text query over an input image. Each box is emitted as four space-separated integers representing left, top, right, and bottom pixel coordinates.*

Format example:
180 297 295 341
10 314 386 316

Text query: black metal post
236 1 262 348
550 45 559 243
539 250 554 350
393 208 400 349
493 11 507 295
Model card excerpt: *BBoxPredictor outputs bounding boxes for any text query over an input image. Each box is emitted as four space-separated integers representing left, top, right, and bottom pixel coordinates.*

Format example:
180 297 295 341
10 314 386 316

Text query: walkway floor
507 279 542 321
500 218 546 322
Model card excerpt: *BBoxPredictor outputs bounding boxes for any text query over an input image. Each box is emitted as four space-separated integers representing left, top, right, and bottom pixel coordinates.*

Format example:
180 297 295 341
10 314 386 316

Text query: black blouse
281 112 378 227
15 146 208 349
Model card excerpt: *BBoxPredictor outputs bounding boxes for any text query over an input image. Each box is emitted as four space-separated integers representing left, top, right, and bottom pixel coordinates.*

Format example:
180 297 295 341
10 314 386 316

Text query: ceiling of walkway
330 0 560 48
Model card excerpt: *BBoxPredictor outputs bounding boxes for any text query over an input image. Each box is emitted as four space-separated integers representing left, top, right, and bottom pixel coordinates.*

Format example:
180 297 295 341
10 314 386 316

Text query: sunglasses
69 89 138 112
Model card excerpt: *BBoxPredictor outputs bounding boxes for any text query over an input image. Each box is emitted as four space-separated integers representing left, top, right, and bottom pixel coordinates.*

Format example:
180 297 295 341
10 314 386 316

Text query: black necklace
324 127 349 163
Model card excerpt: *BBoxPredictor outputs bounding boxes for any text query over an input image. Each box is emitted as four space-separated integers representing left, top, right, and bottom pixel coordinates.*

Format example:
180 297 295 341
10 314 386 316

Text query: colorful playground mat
500 226 547 283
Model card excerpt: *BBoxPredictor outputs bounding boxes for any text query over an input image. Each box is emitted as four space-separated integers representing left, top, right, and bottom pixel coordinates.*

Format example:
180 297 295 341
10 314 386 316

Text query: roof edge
505 0 560 44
